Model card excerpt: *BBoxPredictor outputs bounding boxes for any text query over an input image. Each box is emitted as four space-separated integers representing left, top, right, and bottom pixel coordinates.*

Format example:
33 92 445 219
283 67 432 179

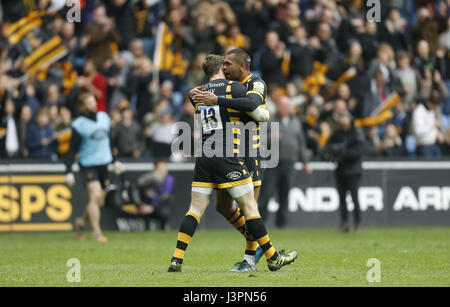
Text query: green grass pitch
0 228 449 287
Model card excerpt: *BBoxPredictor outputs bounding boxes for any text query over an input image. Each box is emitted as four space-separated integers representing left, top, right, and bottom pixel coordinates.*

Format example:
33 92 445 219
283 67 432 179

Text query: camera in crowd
105 170 165 209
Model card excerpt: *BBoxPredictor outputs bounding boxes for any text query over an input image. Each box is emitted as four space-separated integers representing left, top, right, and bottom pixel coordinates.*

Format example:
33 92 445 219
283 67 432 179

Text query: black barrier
0 161 449 232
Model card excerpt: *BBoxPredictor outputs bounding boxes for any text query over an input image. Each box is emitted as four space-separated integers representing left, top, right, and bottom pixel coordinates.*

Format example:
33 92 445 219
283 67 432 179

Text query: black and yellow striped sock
227 207 258 256
245 239 258 256
227 207 247 237
171 212 200 264
245 216 279 260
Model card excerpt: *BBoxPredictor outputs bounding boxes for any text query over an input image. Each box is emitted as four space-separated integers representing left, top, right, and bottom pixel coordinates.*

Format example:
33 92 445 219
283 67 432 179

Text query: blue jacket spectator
26 108 54 159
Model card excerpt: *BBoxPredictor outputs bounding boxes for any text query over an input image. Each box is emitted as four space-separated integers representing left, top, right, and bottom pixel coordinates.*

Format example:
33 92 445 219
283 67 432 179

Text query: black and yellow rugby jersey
237 73 267 157
195 78 247 156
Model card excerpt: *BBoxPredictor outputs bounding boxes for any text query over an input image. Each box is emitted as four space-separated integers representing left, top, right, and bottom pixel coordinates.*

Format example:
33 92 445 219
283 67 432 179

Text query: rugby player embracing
192 49 272 272
168 54 297 272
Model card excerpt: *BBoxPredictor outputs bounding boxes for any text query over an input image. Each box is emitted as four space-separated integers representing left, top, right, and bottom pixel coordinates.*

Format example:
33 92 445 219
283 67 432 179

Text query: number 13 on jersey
200 105 223 132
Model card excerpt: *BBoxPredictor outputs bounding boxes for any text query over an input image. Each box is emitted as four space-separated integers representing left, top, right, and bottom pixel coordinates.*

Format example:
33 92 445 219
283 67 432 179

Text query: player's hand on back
188 86 203 100
193 91 218 106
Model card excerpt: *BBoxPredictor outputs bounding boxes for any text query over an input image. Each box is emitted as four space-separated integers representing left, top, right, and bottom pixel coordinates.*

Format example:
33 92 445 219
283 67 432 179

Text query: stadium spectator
17 104 32 158
0 98 19 158
43 84 65 106
236 0 270 56
337 83 358 114
110 107 122 127
360 66 394 119
104 63 127 111
364 126 382 157
216 24 250 51
158 80 182 112
303 104 324 156
139 160 174 230
379 123 404 157
412 6 440 53
120 39 146 85
54 105 73 159
316 22 340 67
260 31 287 86
437 47 450 131
187 53 207 89
60 21 77 57
25 107 55 159
285 82 305 107
76 59 108 112
440 17 450 50
396 51 420 110
105 0 136 50
381 7 409 52
177 98 196 159
159 7 195 90
193 0 237 27
413 99 444 158
149 103 177 159
328 40 364 86
288 26 313 82
192 14 218 55
271 1 302 43
259 96 312 228
85 4 121 66
131 0 160 54
420 69 449 104
336 82 352 102
413 40 437 79
125 56 158 121
322 99 349 133
359 21 381 64
24 82 41 114
111 107 144 158
48 105 60 129
413 69 449 157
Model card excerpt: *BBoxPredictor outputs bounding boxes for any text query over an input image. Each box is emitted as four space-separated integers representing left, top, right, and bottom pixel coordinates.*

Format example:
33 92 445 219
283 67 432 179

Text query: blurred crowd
1 0 450 162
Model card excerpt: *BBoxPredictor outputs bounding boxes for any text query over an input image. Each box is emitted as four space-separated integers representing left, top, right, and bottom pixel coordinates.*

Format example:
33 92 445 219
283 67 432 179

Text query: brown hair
202 54 224 78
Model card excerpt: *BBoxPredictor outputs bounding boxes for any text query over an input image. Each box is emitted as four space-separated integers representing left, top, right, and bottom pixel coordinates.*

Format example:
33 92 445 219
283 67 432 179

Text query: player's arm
217 95 261 112
193 83 269 121
64 128 81 186
230 82 269 122
109 129 125 175
193 82 260 111
188 86 203 106
65 128 81 174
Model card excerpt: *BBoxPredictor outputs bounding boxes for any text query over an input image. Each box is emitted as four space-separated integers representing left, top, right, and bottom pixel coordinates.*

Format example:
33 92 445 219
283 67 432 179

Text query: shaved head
226 49 251 70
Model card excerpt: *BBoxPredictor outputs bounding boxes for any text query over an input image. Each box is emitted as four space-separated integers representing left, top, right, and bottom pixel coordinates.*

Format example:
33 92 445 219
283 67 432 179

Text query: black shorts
80 165 110 189
244 157 263 187
192 157 252 189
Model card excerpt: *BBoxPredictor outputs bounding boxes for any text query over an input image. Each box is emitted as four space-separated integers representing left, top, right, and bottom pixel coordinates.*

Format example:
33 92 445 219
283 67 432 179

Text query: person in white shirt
149 104 177 159
412 97 444 157
0 99 19 158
